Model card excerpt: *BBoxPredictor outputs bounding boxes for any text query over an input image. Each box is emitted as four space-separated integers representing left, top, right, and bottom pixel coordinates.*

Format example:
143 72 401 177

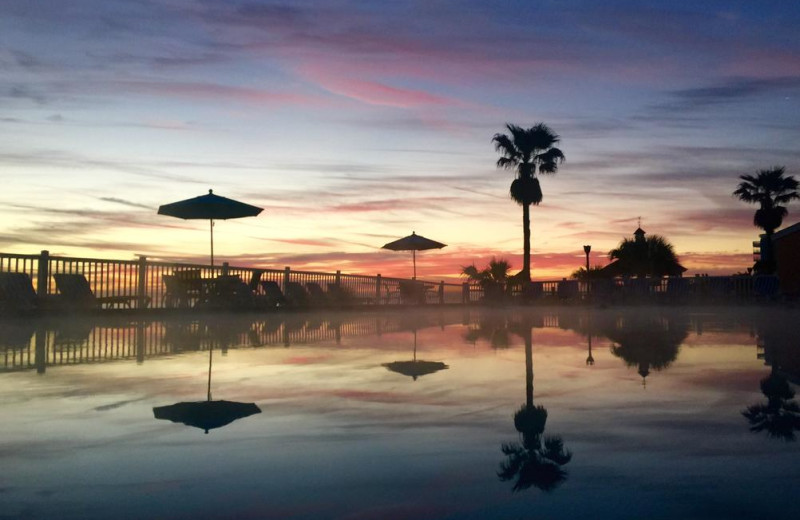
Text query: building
773 221 800 297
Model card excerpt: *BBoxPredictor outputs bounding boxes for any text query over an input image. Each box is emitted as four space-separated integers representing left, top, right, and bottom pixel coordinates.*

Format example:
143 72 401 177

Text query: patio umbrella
382 231 446 279
158 189 263 266
153 347 261 433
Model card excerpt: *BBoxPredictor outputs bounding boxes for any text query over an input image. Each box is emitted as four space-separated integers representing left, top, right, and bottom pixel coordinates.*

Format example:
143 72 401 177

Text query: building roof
773 221 800 241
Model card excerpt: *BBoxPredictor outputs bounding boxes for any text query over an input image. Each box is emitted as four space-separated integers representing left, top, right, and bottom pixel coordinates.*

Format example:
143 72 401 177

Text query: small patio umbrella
153 347 261 434
158 189 263 266
382 231 446 279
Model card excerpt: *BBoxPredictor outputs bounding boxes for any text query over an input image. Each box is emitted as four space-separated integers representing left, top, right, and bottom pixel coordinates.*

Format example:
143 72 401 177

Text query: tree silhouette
607 234 683 278
462 257 513 302
733 166 799 273
498 320 571 492
492 123 565 282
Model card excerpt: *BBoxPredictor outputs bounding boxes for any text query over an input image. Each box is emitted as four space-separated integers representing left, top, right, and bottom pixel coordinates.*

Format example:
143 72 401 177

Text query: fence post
462 282 469 304
439 281 444 304
222 262 229 276
284 266 291 290
137 255 148 309
37 250 50 298
376 274 382 304
335 270 341 287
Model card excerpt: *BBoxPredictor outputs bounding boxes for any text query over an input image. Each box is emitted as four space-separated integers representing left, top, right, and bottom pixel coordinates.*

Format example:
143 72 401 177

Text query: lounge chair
306 282 328 306
202 275 255 309
53 273 145 309
0 272 39 313
259 281 287 308
285 282 310 307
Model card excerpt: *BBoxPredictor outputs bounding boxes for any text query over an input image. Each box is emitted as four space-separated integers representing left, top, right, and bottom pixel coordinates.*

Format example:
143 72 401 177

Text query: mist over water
1 307 798 519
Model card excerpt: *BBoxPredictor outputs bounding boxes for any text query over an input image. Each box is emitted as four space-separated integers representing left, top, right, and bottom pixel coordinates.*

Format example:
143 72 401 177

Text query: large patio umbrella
153 347 261 434
382 231 446 279
158 189 263 266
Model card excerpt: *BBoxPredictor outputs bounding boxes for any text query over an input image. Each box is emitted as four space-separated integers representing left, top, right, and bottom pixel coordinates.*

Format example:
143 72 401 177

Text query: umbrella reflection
383 329 448 381
153 347 260 434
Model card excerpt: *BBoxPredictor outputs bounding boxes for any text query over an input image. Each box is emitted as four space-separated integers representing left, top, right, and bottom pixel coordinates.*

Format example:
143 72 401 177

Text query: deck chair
53 273 144 309
306 282 328 306
0 272 39 313
285 282 310 307
259 281 287 308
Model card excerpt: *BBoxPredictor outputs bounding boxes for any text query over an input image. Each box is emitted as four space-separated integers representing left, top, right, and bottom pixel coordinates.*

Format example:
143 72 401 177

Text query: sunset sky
2 0 799 280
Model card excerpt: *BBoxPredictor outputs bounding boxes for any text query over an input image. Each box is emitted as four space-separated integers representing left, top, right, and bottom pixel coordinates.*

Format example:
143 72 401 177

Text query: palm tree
493 123 565 282
498 318 572 492
607 234 683 278
461 257 513 301
733 166 799 273
570 265 607 281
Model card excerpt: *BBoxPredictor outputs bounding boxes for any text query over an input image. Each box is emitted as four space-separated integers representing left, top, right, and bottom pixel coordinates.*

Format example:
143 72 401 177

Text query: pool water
1 307 798 519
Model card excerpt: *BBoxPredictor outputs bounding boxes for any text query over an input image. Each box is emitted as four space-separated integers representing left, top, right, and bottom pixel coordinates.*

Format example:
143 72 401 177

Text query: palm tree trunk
522 202 531 281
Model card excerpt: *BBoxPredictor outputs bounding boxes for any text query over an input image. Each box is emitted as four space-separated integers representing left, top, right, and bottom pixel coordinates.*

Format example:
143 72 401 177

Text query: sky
2 0 800 280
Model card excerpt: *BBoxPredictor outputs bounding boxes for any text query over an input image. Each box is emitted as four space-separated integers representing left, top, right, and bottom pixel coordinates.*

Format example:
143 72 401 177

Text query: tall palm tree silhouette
492 123 565 282
733 166 799 273
498 319 571 492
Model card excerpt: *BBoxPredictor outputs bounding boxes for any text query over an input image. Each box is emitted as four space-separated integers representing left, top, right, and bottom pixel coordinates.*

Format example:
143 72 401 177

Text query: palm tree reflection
743 372 800 441
743 320 800 441
498 318 571 492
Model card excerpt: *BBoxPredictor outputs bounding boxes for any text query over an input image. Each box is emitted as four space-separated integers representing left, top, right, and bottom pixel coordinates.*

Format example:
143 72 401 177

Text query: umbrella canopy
153 400 261 434
384 360 449 380
382 231 446 279
158 189 263 266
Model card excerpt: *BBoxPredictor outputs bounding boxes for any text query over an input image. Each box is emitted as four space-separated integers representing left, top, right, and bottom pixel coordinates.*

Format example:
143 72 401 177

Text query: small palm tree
570 265 606 281
461 257 513 301
733 166 799 273
493 123 565 282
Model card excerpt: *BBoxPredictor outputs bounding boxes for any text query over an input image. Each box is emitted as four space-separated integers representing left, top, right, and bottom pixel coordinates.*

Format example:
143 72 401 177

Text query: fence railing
0 250 781 314
0 251 476 311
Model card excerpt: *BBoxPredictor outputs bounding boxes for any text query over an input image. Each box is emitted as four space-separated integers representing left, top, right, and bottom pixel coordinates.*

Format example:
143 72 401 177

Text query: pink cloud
111 80 327 106
299 65 457 108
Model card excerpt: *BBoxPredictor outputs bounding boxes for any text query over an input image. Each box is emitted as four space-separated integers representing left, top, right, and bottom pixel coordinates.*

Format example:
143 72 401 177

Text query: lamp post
583 245 591 272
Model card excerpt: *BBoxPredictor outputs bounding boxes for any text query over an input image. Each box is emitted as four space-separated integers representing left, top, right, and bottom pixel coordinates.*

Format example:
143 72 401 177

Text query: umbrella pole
413 250 416 280
210 219 215 267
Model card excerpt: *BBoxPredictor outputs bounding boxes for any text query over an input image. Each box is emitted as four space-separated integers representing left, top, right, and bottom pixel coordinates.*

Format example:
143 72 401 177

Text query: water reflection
153 346 261 434
383 331 448 380
498 316 572 492
601 311 689 385
743 317 800 441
